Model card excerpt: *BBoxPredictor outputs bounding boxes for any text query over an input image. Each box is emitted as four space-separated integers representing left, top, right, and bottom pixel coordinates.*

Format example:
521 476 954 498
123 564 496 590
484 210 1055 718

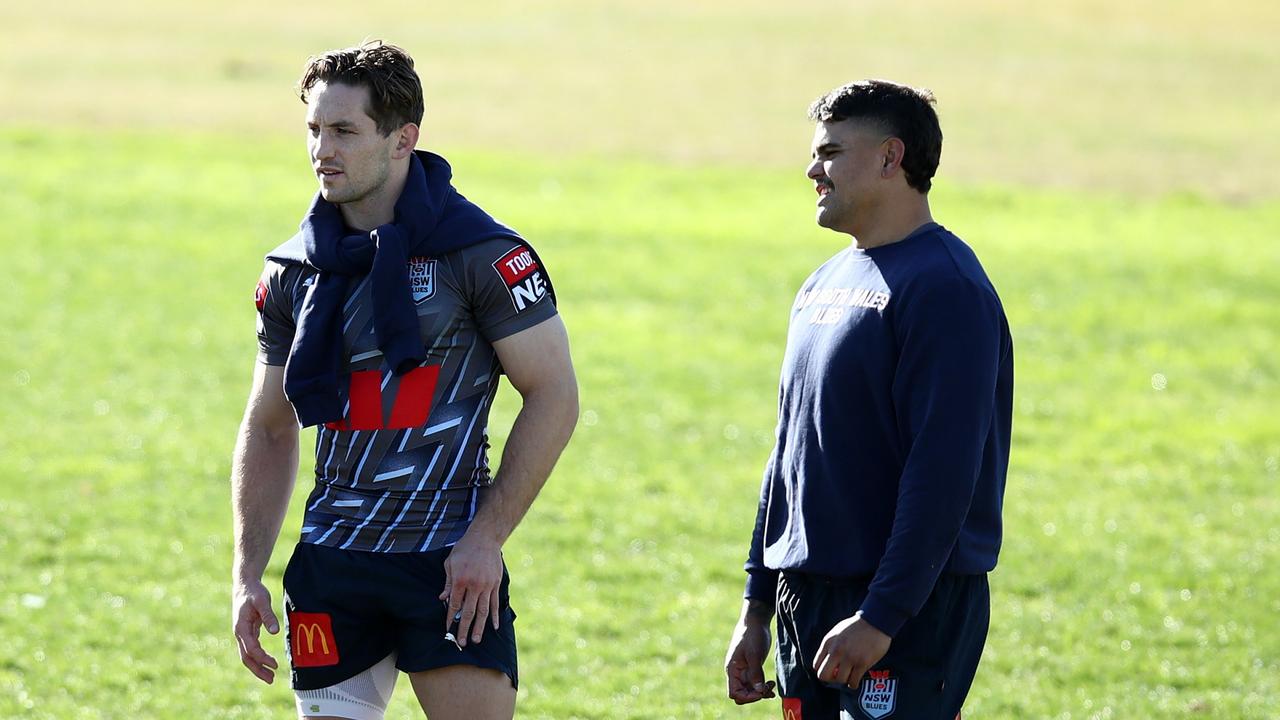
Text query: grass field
2 3 1279 719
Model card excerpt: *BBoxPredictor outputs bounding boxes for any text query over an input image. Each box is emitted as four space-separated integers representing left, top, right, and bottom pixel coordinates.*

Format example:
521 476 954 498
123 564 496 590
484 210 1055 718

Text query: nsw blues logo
858 670 897 719
409 257 437 303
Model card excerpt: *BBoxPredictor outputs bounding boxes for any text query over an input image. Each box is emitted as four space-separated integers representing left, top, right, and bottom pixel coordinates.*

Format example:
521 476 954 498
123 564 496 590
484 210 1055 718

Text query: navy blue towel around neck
267 150 531 427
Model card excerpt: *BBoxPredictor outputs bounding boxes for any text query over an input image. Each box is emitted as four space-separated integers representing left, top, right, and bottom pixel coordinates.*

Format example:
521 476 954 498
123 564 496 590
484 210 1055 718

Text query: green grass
1 128 1277 718
2 0 1279 199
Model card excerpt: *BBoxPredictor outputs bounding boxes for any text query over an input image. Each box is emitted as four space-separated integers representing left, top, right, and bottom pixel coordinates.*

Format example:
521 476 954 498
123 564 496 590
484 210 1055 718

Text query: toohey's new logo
492 246 547 311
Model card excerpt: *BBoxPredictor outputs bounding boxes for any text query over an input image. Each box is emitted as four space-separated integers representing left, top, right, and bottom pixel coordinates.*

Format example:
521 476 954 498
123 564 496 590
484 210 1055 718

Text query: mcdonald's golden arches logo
288 611 340 667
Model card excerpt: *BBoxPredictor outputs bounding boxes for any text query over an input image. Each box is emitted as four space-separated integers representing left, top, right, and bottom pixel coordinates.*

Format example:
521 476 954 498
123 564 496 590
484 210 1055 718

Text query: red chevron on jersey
324 367 440 431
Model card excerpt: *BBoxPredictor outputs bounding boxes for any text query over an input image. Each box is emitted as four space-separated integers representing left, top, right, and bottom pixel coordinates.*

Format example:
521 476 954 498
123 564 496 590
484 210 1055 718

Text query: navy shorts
281 542 519 691
775 572 989 720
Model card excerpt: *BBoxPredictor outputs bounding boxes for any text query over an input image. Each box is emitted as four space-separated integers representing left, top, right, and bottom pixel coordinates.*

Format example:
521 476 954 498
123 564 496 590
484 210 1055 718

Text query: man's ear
392 123 420 159
881 137 906 177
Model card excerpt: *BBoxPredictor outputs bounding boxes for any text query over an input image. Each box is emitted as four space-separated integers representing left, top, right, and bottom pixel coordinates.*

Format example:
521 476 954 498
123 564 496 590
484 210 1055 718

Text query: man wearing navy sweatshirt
725 81 1013 719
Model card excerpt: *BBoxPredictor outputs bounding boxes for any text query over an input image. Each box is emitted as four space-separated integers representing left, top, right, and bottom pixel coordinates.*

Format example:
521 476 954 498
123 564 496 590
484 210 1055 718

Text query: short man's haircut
808 80 942 193
298 40 424 136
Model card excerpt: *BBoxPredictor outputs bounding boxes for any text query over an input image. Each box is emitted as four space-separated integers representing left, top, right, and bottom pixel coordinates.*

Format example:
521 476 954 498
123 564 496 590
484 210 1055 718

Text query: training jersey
745 223 1013 638
256 237 557 553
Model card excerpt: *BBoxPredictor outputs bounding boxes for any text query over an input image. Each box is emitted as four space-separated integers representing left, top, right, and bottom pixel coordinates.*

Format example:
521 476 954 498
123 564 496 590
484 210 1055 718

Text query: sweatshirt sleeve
743 458 780 603
857 276 1002 637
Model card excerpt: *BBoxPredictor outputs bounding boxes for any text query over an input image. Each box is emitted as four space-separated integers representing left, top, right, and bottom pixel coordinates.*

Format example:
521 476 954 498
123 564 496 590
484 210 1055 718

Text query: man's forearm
468 382 577 545
231 419 299 582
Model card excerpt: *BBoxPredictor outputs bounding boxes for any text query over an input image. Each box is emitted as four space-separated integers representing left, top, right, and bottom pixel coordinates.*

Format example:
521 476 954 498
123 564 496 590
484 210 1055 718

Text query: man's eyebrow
308 119 359 128
814 142 841 155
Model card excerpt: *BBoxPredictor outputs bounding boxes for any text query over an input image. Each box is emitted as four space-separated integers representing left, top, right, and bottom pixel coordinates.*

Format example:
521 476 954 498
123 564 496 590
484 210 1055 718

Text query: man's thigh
776 572 989 720
409 665 516 720
283 544 399 692
293 653 399 720
840 574 990 720
775 572 864 719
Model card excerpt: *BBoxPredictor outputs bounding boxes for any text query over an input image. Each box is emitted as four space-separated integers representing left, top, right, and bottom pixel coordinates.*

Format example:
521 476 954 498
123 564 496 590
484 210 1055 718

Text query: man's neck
849 194 933 250
339 160 410 232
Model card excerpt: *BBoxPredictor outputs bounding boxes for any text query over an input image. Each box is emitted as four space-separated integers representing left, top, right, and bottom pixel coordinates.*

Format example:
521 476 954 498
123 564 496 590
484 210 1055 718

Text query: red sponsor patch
492 246 539 285
254 279 268 312
288 611 339 667
491 245 548 311
324 366 440 431
782 697 803 720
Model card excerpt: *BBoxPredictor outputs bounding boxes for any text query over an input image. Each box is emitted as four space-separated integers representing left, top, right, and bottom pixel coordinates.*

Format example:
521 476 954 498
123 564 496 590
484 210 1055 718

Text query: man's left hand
439 531 504 647
813 611 892 688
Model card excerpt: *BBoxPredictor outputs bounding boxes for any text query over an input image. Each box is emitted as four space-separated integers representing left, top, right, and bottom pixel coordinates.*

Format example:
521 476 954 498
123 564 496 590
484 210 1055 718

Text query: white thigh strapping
294 653 398 720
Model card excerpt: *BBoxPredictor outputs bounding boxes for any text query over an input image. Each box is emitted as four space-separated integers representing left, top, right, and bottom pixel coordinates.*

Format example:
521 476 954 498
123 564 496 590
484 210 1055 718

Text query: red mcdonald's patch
289 611 339 667
782 697 802 720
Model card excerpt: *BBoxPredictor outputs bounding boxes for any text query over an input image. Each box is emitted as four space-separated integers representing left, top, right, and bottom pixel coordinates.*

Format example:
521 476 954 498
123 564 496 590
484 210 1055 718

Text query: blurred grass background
4 0 1279 197
1 2 1278 718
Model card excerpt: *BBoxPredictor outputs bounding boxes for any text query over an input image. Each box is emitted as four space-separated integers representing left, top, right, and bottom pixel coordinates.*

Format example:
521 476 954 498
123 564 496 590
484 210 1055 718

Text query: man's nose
312 132 334 161
805 158 823 181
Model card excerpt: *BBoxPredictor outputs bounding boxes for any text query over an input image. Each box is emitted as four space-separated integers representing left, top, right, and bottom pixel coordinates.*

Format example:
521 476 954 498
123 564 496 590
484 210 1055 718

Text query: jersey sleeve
453 237 559 342
255 261 298 366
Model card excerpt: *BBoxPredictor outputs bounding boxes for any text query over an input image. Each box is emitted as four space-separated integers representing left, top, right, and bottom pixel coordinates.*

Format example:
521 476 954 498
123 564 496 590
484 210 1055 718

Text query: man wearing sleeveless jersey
724 81 1013 719
229 41 578 720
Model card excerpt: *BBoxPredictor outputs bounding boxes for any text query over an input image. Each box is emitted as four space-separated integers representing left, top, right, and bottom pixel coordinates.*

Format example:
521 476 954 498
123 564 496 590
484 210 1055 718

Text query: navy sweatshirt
745 222 1013 638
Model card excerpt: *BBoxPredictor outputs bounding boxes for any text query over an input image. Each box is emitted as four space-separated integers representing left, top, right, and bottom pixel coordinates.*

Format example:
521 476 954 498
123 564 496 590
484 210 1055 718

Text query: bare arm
725 598 778 704
441 315 579 646
471 315 579 545
230 362 300 684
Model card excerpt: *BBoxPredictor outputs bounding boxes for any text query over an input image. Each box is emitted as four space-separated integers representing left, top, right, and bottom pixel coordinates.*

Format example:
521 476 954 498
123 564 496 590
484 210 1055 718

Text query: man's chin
318 186 352 204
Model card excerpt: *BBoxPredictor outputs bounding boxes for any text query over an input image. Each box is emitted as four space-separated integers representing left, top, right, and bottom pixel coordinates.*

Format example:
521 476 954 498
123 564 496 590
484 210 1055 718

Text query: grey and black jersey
256 237 557 553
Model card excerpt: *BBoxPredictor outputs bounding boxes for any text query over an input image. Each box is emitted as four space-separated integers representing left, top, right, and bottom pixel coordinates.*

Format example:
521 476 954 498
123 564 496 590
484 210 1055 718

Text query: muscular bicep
242 362 299 442
492 315 578 401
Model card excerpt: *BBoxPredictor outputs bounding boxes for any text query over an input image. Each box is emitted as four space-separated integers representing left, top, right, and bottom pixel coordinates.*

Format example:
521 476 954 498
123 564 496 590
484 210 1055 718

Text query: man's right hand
725 601 777 705
232 579 281 684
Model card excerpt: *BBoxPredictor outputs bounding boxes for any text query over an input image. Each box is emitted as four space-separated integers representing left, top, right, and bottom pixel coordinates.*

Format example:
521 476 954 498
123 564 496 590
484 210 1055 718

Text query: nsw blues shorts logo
858 670 897 718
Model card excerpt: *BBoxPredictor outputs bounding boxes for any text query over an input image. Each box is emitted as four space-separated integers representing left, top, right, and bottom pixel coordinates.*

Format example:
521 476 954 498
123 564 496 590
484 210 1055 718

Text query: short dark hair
298 40 424 136
808 80 942 193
